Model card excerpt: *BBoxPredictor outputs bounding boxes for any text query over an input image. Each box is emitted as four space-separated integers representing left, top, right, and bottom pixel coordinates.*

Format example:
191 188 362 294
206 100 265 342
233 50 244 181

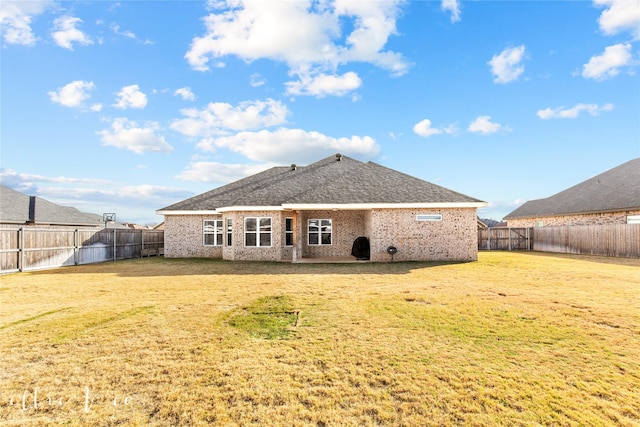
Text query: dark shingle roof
159 154 485 212
505 158 640 219
0 185 103 226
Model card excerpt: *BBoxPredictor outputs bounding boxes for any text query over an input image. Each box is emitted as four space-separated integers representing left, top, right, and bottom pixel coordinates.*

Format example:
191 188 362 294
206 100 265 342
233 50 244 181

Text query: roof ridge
221 155 365 206
505 158 640 219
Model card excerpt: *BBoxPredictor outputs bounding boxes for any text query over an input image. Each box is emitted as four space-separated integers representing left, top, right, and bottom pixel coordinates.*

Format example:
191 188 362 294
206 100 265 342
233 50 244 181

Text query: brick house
157 154 487 262
505 158 640 228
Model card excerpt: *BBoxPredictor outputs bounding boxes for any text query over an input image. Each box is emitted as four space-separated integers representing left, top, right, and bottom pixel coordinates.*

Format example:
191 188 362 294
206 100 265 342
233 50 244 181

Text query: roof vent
336 153 343 161
290 164 297 171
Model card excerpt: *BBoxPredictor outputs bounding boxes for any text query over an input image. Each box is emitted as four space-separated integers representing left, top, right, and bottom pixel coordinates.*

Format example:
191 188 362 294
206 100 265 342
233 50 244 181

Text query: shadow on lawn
512 251 640 267
27 257 468 277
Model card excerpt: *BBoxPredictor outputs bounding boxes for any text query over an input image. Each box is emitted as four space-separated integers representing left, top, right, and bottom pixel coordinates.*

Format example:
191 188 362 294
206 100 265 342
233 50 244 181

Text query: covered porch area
287 208 371 263
292 256 370 264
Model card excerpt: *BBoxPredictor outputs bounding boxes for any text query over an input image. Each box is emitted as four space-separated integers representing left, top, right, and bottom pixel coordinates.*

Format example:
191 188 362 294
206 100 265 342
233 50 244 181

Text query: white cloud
286 71 362 97
468 116 503 134
441 0 461 23
0 168 112 186
0 168 191 224
110 23 136 39
250 73 266 87
582 43 633 80
170 98 289 138
98 118 173 154
176 161 271 183
413 119 442 138
51 16 93 50
109 22 153 44
594 0 640 40
185 0 408 97
207 127 380 164
488 45 526 84
536 103 614 119
48 80 96 108
174 87 196 101
413 119 458 138
113 84 148 109
0 0 52 45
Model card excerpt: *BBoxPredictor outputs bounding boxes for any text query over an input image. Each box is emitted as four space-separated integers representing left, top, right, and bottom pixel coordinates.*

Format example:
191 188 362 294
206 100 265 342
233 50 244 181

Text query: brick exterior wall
506 210 640 228
164 215 223 258
368 208 478 262
164 207 479 262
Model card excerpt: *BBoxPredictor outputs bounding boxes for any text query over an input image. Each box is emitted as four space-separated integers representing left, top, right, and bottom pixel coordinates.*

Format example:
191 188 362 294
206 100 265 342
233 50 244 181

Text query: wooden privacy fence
0 228 164 274
478 228 533 251
532 224 640 258
479 224 640 258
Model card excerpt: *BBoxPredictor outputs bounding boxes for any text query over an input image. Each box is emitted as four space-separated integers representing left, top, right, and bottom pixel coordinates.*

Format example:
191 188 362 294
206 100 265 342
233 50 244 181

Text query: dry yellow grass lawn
1 252 639 426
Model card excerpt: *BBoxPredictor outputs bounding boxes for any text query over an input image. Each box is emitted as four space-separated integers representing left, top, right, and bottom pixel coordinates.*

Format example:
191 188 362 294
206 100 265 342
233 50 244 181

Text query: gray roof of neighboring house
159 154 485 212
505 158 640 220
0 185 103 226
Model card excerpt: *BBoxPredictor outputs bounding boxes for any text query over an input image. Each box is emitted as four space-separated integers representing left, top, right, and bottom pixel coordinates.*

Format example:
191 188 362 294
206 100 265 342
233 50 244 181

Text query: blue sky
1 0 639 225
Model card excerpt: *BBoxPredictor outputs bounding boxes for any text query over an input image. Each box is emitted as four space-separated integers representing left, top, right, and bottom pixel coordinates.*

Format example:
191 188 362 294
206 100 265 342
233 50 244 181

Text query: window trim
627 215 640 224
226 218 233 246
416 214 443 221
244 217 272 247
285 217 293 247
203 219 224 246
308 218 332 246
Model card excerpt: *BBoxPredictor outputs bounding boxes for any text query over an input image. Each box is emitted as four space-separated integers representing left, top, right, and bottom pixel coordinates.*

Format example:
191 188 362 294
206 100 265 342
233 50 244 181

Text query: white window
285 218 293 246
226 218 233 246
245 217 272 247
308 219 332 245
204 220 223 246
416 214 442 221
627 215 640 224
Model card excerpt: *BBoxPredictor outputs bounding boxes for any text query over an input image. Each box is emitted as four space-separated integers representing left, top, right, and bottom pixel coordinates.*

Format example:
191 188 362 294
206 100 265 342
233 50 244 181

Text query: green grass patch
51 305 156 344
228 295 299 340
0 307 73 330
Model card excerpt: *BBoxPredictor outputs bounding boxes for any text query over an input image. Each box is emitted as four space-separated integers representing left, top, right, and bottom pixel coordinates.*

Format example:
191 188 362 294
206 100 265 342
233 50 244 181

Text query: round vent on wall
386 245 397 262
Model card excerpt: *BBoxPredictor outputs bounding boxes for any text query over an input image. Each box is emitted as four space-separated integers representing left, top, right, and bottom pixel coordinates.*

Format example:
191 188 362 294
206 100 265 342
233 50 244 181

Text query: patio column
292 210 301 262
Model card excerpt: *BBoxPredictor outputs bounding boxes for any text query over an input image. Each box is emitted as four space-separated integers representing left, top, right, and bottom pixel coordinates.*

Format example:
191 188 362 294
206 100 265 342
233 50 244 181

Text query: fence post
19 227 24 272
113 229 117 261
487 228 491 251
141 230 144 258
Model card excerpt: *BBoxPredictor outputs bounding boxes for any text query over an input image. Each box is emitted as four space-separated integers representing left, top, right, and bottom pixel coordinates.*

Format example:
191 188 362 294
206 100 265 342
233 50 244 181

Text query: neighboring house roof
505 158 640 220
0 185 103 227
158 154 486 214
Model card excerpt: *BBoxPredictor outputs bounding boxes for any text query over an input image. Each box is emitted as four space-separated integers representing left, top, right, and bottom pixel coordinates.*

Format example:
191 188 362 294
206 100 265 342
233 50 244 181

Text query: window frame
244 217 272 247
626 215 640 224
308 218 332 246
203 219 224 246
416 214 443 222
226 218 233 246
285 217 293 247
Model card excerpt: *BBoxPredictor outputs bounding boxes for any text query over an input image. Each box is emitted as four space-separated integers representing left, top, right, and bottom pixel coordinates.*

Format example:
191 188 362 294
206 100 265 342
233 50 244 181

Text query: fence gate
478 227 532 251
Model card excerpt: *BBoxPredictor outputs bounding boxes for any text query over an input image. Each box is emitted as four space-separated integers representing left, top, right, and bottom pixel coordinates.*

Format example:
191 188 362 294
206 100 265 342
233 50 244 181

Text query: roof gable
505 158 640 219
159 154 485 213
